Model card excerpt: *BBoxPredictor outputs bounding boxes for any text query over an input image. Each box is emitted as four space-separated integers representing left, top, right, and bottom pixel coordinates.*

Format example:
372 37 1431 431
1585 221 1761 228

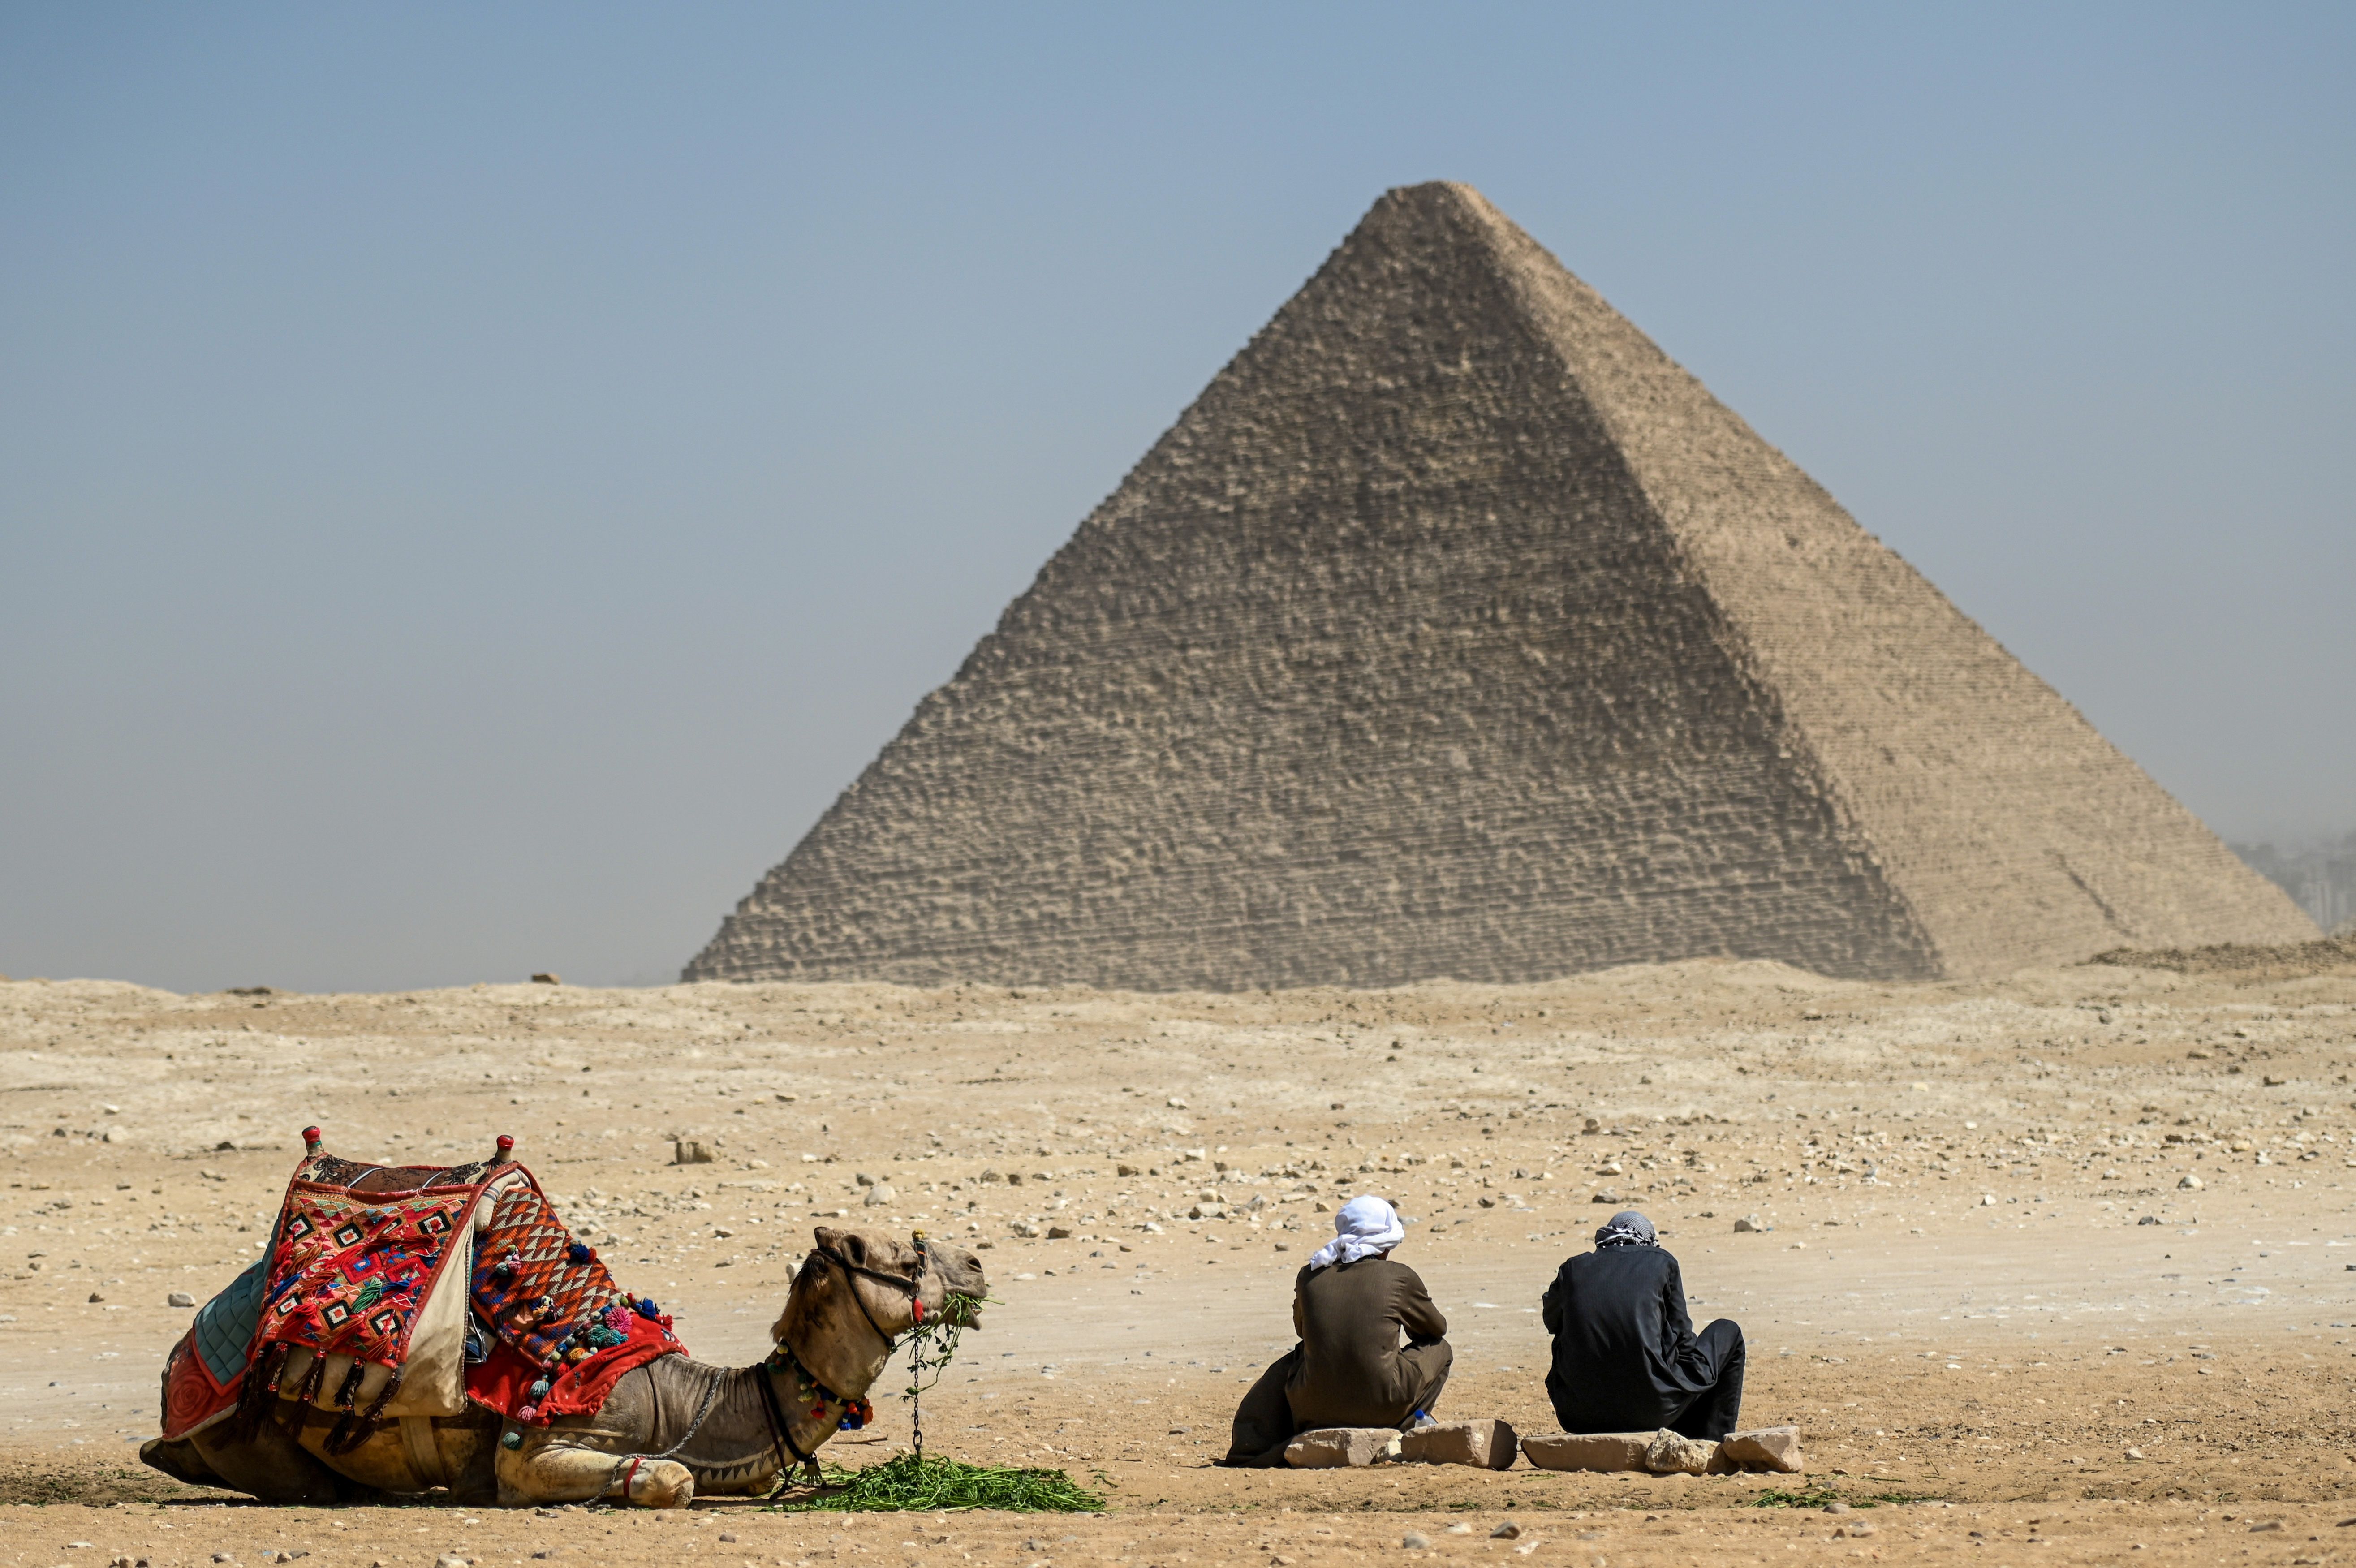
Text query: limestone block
1644 1430 1718 1475
1397 1419 1518 1469
672 1141 714 1166
1719 1426 1805 1473
1519 1431 1652 1473
1284 1427 1404 1469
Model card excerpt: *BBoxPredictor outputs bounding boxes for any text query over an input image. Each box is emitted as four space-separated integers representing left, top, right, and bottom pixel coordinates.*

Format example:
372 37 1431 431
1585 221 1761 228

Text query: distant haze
2 5 2350 994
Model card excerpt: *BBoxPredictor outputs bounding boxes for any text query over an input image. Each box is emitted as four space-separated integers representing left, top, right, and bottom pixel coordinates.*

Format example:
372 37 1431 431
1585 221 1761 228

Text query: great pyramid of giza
685 182 2314 989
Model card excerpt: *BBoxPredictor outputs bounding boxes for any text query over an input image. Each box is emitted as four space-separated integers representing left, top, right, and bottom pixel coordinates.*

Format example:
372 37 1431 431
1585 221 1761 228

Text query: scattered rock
673 1141 714 1166
1490 1521 1521 1539
1284 1426 1405 1468
1835 1522 1875 1538
2179 1174 2204 1190
1643 1428 1718 1475
86 1291 103 1303
2125 1447 2145 1460
167 1291 195 1308
1400 1534 1430 1550
530 974 560 985
1733 1215 1768 1233
1398 1418 1518 1470
1047 1225 1073 1239
1824 1501 1852 1515
862 1184 896 1207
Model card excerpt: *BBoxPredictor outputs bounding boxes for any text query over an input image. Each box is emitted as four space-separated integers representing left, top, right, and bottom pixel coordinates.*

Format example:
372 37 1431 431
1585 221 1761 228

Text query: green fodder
775 1452 1106 1514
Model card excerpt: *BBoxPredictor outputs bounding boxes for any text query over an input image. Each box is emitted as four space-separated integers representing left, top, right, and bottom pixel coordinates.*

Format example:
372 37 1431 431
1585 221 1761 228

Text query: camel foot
612 1457 695 1508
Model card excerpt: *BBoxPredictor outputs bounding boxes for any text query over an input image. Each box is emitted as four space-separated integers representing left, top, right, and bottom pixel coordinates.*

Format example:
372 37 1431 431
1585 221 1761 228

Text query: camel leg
139 1436 223 1491
495 1427 694 1509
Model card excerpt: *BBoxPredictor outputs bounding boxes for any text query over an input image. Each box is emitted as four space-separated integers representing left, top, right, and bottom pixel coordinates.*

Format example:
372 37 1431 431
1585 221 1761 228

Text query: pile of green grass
775 1452 1106 1514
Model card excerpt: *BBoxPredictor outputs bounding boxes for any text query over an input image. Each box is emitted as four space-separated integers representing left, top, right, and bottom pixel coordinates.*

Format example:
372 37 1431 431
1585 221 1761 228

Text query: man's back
1289 1256 1447 1429
1542 1245 1701 1433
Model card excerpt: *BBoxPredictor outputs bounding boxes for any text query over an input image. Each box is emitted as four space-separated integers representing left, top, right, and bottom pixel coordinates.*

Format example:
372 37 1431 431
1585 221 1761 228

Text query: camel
141 1227 985 1508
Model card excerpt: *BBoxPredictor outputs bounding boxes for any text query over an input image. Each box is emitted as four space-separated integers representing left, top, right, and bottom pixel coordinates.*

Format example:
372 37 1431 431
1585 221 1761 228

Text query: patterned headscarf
1594 1209 1658 1249
1309 1195 1406 1269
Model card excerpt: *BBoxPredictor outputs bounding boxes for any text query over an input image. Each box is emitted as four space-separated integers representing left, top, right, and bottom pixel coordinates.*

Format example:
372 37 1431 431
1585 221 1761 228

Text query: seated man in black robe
1541 1210 1743 1438
1222 1195 1452 1465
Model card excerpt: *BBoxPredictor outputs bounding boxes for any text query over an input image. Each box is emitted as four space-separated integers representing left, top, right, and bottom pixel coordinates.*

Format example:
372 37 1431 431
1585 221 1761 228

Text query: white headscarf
1309 1194 1405 1269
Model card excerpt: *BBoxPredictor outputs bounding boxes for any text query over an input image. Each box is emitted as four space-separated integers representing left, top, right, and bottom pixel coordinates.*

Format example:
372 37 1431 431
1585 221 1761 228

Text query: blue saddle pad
193 1258 267 1385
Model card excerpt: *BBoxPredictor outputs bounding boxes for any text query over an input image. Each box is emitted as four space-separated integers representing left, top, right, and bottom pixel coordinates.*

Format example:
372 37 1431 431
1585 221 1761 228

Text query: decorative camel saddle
161 1129 682 1454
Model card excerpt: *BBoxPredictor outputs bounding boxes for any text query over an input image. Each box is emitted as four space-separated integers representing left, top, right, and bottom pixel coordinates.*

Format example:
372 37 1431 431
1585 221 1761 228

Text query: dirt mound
2088 935 2356 980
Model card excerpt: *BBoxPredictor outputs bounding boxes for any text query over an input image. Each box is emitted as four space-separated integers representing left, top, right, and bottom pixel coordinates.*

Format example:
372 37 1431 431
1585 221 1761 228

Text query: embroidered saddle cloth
160 1135 681 1445
161 1142 509 1440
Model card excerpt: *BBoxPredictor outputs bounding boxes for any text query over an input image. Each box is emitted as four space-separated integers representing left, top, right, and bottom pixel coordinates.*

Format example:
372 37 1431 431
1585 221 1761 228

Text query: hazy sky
4 5 2350 994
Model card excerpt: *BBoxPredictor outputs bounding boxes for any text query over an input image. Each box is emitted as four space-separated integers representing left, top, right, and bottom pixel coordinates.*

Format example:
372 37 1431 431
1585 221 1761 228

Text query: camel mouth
933 1287 988 1330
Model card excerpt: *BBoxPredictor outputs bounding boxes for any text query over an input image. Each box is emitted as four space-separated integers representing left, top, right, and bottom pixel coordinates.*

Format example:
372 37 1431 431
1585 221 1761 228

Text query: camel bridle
810 1240 930 1351
749 1238 932 1492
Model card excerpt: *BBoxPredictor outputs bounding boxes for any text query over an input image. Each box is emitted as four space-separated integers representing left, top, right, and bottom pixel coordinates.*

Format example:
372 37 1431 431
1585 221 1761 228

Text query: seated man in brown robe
1222 1195 1452 1465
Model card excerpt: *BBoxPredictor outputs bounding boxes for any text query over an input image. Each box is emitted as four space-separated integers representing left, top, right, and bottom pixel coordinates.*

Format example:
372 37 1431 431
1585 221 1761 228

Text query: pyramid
685 182 2314 989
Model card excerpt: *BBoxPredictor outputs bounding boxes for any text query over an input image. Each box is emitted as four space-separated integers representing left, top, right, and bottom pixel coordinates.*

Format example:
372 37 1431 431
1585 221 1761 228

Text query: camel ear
812 1225 848 1254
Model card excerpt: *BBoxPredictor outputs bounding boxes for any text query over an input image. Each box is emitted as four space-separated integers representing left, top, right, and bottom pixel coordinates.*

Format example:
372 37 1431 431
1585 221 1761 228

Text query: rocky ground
2 950 2353 1565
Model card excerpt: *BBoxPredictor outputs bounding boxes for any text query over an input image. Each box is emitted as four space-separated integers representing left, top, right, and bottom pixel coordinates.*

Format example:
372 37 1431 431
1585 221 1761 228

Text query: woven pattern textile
257 1188 471 1367
468 1178 680 1422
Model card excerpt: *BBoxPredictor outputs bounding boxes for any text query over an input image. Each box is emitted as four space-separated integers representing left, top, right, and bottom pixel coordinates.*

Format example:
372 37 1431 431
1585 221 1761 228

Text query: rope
600 1363 728 1501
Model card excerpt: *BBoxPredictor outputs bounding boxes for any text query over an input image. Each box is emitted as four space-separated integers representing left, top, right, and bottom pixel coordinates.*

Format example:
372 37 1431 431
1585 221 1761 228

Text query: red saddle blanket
159 1136 682 1444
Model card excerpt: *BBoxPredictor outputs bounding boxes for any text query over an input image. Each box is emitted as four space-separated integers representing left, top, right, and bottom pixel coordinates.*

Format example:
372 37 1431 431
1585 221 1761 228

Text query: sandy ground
3 955 2353 1565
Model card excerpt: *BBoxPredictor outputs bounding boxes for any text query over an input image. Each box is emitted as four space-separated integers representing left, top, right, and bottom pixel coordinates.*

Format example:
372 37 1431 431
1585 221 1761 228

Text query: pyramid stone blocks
686 183 2313 989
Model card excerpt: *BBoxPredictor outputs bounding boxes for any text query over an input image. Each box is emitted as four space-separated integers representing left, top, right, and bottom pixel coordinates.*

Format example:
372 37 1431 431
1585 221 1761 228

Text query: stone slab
1720 1426 1805 1473
1284 1427 1404 1469
1520 1427 1791 1475
1397 1418 1518 1469
1519 1431 1654 1473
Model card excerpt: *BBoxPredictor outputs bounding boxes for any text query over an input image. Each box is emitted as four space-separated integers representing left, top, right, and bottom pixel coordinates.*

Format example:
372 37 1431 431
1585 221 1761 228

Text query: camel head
769 1228 989 1391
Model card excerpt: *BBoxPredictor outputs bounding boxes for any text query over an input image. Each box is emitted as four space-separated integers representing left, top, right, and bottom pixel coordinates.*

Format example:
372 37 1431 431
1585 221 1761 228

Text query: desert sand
3 950 2353 1564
